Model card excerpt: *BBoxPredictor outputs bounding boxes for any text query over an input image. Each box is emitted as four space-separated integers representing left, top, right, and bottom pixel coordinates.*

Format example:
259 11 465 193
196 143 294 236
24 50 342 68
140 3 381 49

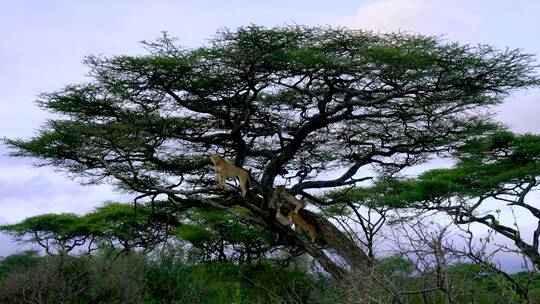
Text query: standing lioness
209 153 250 197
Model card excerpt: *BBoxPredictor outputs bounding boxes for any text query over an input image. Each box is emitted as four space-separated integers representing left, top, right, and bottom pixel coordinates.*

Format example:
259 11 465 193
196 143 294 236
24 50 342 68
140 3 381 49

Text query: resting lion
275 185 307 213
288 212 316 242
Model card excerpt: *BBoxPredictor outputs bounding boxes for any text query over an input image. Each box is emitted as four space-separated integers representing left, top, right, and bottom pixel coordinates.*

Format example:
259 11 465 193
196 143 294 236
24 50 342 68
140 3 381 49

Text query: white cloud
342 0 540 136
344 0 481 37
495 93 540 134
0 150 129 224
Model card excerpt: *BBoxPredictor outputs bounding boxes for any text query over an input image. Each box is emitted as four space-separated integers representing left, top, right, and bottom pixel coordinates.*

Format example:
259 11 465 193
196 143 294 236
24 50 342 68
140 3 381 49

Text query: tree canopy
5 25 540 278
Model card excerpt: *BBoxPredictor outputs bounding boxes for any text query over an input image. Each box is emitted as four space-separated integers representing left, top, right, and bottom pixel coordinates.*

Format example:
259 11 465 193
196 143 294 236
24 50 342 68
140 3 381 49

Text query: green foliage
0 250 41 279
1 213 86 237
326 179 422 208
0 201 178 255
0 250 336 304
83 202 166 250
175 224 214 243
376 255 416 277
3 250 538 304
320 204 351 217
0 213 91 254
416 133 540 198
330 133 540 208
174 208 277 263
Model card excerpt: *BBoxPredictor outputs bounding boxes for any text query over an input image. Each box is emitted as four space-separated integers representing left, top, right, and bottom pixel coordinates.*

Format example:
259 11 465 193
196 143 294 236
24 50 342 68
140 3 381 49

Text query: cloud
344 0 481 37
342 0 540 135
0 149 129 256
495 93 540 134
0 233 42 258
0 147 129 224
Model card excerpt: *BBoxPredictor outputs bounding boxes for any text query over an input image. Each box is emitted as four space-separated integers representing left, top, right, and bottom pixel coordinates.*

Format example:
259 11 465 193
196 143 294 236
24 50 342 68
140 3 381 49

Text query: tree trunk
304 210 371 273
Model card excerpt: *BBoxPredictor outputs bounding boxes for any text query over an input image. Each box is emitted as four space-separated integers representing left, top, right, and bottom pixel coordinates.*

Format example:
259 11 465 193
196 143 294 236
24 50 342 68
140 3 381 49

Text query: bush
0 253 146 303
0 250 41 278
0 250 338 304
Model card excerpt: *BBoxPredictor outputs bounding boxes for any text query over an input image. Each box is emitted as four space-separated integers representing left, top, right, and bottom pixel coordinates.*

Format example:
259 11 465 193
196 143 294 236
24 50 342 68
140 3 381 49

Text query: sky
1 0 539 267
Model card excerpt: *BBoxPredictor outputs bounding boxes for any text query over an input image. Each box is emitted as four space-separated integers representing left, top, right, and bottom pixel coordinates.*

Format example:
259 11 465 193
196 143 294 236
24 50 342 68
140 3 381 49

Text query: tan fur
288 213 316 242
274 205 291 241
275 185 307 213
275 206 292 226
209 153 250 197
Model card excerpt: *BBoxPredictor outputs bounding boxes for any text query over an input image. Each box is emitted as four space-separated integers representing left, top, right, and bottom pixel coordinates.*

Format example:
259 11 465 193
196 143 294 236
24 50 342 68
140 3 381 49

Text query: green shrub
0 250 338 304
0 250 41 278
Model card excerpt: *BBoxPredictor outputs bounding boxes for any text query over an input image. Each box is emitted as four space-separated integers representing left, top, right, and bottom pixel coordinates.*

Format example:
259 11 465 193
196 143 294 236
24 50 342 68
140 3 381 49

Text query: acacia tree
356 132 540 270
175 208 281 263
6 26 539 279
0 202 179 255
0 214 91 255
84 201 179 253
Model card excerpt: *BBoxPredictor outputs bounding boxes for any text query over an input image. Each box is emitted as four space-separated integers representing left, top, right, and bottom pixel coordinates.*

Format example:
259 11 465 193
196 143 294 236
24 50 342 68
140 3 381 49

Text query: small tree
1 214 91 255
84 201 177 253
175 207 280 263
1 202 179 255
368 132 540 269
350 132 540 300
324 187 391 262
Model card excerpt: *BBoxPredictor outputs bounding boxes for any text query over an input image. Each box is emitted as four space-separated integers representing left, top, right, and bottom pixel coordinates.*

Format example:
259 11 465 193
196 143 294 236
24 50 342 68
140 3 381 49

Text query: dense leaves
7 26 538 192
0 251 335 304
174 207 282 263
1 251 538 303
